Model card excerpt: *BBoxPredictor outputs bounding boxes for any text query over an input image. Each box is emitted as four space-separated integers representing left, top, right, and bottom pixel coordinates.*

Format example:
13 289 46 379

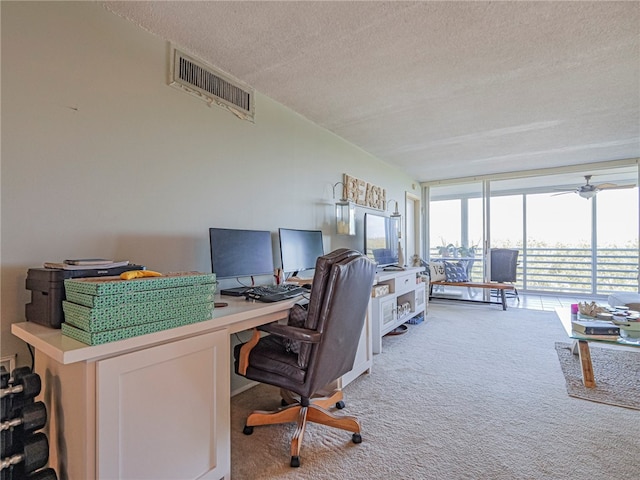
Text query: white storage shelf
371 267 426 354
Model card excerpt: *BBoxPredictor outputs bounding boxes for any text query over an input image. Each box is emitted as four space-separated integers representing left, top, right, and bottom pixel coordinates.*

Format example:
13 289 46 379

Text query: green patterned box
63 298 215 332
66 283 217 308
61 312 213 346
64 272 216 296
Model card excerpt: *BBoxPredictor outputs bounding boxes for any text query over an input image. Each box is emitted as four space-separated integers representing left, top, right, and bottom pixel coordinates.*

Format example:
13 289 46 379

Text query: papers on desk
44 260 131 270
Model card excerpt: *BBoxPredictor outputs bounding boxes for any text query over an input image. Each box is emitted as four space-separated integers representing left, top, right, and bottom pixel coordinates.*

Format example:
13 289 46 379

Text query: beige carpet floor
230 303 640 479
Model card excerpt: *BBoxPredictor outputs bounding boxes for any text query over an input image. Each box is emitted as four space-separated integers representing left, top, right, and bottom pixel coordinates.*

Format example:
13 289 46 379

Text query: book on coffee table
571 320 620 335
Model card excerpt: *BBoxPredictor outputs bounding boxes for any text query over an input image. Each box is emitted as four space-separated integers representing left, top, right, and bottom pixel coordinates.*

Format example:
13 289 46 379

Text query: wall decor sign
344 174 386 210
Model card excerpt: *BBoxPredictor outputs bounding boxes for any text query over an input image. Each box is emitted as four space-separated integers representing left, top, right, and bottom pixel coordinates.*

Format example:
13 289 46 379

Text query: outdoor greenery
467 240 638 294
429 179 638 296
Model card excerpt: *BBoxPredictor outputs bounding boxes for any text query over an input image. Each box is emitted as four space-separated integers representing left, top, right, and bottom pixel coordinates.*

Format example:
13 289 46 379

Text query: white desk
13 295 366 480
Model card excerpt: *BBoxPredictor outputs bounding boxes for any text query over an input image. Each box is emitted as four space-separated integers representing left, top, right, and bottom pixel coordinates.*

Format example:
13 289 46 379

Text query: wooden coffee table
555 307 640 388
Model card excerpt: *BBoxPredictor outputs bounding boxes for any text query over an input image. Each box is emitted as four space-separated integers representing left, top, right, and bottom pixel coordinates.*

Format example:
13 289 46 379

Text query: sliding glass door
424 161 639 296
596 188 639 293
427 181 485 284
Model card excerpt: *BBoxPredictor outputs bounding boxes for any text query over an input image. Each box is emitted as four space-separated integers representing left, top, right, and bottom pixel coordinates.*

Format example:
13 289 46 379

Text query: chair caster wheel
290 456 300 468
243 425 254 435
352 433 362 444
335 400 345 409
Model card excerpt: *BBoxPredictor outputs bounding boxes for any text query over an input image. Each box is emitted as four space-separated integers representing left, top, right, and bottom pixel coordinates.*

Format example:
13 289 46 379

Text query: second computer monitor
278 228 324 276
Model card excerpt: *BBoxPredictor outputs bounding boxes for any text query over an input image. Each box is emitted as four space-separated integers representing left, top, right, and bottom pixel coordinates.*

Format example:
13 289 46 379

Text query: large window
427 182 484 281
425 162 639 295
525 191 592 292
596 188 639 292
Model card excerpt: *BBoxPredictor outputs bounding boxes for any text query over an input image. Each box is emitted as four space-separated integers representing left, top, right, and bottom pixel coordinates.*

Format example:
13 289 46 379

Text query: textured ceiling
103 1 640 183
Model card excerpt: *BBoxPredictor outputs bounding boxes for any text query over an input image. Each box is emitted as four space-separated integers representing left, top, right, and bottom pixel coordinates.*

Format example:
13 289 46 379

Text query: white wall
1 2 418 364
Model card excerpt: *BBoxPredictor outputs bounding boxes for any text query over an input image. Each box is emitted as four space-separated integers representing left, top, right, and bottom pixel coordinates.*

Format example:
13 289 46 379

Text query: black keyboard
244 284 306 303
220 286 252 297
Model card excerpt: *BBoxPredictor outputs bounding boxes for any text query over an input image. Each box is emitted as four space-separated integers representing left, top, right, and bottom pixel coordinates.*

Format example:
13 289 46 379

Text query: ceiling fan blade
596 183 636 190
551 191 573 196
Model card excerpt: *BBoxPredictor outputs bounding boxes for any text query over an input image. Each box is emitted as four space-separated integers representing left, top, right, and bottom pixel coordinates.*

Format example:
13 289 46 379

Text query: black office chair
490 248 519 300
233 248 377 468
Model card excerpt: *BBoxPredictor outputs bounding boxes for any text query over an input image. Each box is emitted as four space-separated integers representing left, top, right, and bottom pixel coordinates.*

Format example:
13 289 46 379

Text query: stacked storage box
61 272 216 345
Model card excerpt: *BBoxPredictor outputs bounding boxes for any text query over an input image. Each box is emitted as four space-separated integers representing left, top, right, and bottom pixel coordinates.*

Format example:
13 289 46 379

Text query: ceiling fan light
578 190 597 199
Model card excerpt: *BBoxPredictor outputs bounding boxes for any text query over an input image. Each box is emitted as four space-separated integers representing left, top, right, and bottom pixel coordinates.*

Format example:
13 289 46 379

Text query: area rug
555 342 640 410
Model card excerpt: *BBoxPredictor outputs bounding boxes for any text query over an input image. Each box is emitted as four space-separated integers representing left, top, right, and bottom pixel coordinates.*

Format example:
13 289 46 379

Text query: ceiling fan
553 174 636 199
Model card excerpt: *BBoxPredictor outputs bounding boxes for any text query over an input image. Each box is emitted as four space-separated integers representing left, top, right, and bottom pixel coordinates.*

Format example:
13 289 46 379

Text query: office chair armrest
259 323 322 344
237 324 322 375
237 328 261 376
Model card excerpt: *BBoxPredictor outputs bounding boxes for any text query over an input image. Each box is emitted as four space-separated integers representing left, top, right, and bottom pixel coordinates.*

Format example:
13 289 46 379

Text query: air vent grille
170 48 254 121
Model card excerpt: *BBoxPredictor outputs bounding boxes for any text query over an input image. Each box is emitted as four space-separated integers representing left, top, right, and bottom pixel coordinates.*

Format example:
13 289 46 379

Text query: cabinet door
96 330 229 480
379 296 397 331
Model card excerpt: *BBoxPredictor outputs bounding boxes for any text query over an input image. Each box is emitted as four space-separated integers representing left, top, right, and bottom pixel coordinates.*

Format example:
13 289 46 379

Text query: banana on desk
119 270 163 280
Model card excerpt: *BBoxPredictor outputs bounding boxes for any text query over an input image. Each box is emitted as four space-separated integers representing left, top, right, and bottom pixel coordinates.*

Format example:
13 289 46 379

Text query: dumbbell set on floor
0 367 57 480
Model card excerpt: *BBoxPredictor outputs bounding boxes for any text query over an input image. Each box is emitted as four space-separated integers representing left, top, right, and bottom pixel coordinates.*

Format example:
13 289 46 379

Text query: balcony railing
430 247 639 295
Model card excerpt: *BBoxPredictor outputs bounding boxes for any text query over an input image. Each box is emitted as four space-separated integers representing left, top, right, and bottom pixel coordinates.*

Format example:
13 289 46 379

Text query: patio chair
490 248 519 300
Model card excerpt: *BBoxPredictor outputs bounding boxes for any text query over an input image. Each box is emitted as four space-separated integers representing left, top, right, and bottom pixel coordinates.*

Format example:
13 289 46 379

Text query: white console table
370 267 426 354
11 294 371 480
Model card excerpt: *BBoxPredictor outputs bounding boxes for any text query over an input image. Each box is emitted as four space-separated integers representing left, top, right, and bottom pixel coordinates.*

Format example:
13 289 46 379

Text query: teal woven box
61 312 213 346
65 283 217 308
64 272 216 297
63 298 215 332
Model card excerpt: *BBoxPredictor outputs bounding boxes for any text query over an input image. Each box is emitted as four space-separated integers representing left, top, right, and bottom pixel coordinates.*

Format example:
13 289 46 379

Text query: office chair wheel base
352 433 362 444
335 400 345 409
242 425 254 435
290 456 300 468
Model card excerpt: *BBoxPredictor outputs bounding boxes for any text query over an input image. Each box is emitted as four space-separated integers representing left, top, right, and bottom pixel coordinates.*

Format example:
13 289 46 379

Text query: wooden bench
429 281 515 310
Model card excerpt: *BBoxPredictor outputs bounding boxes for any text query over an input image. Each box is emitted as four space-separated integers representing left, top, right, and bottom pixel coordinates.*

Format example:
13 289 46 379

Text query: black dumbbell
1 402 46 459
0 433 11 463
0 402 46 458
1 401 47 435
11 367 33 384
0 368 9 390
1 374 41 435
0 373 41 401
0 431 49 474
27 467 58 480
0 368 9 423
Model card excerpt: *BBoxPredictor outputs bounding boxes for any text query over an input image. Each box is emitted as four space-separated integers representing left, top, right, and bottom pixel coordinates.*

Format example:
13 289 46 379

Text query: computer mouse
302 283 312 289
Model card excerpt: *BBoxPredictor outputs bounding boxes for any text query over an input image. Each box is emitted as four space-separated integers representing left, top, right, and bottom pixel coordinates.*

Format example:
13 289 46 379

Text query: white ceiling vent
169 47 254 121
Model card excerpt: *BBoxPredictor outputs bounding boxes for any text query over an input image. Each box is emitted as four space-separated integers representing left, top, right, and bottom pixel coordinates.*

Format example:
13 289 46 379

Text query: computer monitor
364 213 399 267
278 228 324 276
209 228 274 279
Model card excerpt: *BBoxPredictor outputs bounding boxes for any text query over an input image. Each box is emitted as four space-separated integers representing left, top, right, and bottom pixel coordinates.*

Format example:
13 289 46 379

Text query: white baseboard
231 380 259 397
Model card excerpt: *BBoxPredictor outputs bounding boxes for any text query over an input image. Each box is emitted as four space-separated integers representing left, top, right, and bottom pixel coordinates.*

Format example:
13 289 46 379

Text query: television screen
364 213 399 267
278 228 324 275
209 228 274 279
